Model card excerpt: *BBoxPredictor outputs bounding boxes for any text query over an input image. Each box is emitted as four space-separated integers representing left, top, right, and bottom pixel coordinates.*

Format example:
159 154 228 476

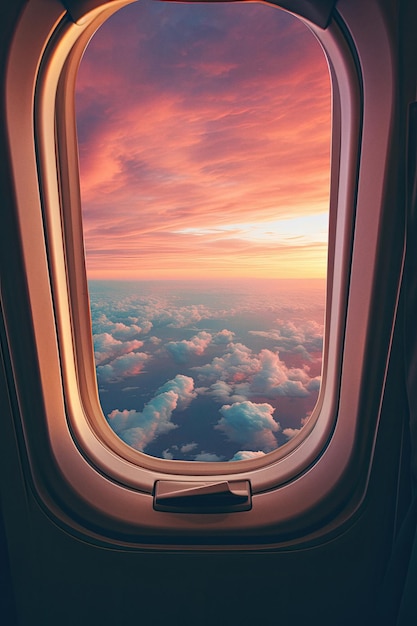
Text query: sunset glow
76 0 331 280
75 1 330 461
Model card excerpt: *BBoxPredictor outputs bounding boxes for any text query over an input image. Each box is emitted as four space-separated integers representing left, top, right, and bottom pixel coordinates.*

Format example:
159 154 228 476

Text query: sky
75 0 331 280
75 1 329 459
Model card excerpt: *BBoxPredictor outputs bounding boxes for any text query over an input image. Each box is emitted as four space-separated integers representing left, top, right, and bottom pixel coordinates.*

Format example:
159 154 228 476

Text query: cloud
97 351 149 383
157 375 197 410
164 306 211 328
193 343 315 401
193 342 254 381
166 331 213 363
107 374 196 451
307 377 321 392
251 350 310 397
215 401 280 452
93 332 144 365
282 427 301 439
93 312 151 339
283 411 314 440
90 288 324 357
90 283 324 458
249 318 323 356
230 450 267 461
166 329 235 362
212 329 235 344
199 380 247 404
90 294 224 349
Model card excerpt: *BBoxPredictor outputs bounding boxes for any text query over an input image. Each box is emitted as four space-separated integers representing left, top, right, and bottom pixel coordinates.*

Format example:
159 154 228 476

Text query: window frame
3 0 404 546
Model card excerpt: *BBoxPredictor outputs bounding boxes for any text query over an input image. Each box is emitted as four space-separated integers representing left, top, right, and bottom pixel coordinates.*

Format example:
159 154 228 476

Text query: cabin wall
0 1 414 624
0 292 408 626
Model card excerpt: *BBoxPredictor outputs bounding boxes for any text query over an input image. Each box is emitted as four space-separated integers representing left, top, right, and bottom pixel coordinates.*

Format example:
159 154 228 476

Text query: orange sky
76 0 331 280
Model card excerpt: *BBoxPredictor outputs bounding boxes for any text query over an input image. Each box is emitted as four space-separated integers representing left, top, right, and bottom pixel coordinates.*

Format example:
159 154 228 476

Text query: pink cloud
193 342 316 401
97 351 149 383
93 332 144 365
76 1 330 279
166 331 213 363
230 450 267 461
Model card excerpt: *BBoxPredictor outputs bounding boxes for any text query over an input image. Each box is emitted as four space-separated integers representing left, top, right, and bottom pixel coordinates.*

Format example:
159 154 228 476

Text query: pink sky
76 0 331 280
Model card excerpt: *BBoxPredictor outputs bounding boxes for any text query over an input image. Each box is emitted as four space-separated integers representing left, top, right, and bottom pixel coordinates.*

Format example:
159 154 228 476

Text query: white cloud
157 375 197 410
282 427 301 439
166 329 236 363
90 289 324 455
200 380 247 404
93 332 144 365
107 374 197 451
165 306 210 328
193 342 254 381
248 330 282 341
148 336 162 345
215 400 280 452
93 313 151 339
307 376 321 392
249 318 323 356
97 351 149 383
166 331 213 363
212 329 235 344
230 450 267 461
251 350 309 397
193 343 313 401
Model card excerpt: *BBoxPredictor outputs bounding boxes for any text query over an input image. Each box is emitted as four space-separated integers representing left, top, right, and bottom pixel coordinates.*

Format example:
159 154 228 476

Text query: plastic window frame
3 0 402 546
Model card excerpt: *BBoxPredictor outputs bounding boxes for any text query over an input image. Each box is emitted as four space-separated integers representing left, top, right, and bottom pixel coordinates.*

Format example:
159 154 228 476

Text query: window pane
76 0 330 461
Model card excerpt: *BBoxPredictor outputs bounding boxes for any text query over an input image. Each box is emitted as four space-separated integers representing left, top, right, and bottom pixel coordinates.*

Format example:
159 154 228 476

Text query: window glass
76 0 330 462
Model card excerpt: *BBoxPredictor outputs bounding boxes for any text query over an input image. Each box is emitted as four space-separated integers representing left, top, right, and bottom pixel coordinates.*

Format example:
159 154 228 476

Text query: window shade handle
153 480 251 513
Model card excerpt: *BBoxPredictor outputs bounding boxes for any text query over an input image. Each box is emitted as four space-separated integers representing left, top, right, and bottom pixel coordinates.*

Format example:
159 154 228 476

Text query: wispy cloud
76 1 330 279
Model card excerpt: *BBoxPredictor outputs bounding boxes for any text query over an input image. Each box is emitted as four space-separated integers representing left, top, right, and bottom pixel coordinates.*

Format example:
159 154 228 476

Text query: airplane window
8 0 397 540
75 0 330 462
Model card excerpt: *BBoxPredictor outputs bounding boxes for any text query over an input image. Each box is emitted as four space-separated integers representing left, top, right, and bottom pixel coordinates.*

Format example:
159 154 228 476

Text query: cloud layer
89 280 324 460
